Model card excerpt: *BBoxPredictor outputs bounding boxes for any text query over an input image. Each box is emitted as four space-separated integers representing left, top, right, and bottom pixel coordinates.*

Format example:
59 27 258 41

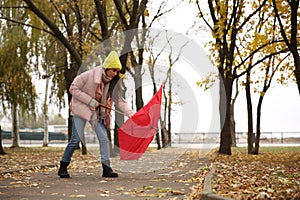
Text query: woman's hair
108 73 121 97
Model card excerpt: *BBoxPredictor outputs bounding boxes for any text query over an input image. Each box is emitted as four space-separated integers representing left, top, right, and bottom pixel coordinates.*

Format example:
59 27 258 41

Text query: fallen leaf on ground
210 147 300 199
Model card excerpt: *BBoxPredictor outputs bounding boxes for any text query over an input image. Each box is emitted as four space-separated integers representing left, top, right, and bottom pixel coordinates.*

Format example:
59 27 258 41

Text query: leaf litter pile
210 147 300 199
0 147 102 176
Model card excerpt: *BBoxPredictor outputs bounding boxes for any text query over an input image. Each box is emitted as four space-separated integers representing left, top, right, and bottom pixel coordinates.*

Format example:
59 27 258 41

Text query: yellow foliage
144 9 149 16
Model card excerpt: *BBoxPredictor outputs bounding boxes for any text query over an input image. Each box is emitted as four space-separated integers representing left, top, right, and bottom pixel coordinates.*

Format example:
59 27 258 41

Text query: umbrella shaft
98 103 125 115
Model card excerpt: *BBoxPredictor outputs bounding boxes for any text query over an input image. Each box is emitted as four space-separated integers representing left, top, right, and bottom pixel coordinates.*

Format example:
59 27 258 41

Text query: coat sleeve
69 72 94 105
114 95 134 116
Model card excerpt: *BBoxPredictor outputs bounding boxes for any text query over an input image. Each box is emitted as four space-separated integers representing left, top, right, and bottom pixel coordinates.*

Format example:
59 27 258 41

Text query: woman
58 51 134 178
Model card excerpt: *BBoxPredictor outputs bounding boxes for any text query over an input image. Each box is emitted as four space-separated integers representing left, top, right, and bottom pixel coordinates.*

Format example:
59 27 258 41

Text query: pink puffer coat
69 66 133 122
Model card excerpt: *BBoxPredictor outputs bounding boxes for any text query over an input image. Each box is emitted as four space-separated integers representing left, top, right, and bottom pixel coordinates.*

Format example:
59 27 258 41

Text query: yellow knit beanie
103 51 122 70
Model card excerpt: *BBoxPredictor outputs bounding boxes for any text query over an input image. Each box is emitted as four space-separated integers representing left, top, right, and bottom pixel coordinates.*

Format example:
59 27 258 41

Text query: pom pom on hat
103 51 122 70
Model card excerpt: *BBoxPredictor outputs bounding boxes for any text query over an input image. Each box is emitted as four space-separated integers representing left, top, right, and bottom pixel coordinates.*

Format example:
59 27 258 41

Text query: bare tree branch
0 16 55 36
148 0 183 28
0 6 28 9
49 0 68 31
195 0 213 31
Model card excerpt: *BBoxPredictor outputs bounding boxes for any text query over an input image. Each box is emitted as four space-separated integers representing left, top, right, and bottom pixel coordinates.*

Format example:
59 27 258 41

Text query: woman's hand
128 111 136 118
89 99 99 110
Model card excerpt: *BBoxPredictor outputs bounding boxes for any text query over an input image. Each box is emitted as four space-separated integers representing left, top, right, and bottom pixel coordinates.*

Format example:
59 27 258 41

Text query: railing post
271 132 273 144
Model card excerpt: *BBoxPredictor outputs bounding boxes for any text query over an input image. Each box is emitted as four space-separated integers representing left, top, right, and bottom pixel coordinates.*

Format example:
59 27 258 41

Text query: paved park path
0 147 211 200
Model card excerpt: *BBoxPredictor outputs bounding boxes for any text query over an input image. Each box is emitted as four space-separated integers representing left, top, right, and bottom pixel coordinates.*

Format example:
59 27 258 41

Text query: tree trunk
245 72 254 154
230 103 236 147
42 114 49 147
152 86 162 150
43 78 49 147
161 121 169 148
133 47 146 111
155 130 161 150
230 80 239 147
289 1 300 94
106 127 116 156
294 56 300 95
134 65 144 110
219 78 233 155
11 104 19 148
219 116 232 155
167 69 172 147
162 86 169 148
81 141 87 155
253 95 264 154
219 74 226 135
113 108 123 154
0 126 6 155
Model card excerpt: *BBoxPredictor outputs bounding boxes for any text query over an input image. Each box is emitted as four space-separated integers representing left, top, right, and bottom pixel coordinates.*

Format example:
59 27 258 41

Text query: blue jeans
61 116 110 163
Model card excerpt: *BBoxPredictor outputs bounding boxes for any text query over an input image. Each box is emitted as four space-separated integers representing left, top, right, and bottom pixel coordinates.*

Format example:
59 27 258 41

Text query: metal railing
172 132 300 144
2 131 299 145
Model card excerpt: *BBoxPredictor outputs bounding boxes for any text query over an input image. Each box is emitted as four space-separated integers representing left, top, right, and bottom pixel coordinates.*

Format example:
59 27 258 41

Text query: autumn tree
164 33 189 147
231 0 295 154
0 0 37 147
244 2 294 154
195 0 294 154
272 0 300 94
147 39 168 148
196 0 268 155
23 1 99 144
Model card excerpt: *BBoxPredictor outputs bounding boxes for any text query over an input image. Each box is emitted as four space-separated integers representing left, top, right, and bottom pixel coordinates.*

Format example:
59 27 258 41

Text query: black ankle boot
102 161 118 178
58 161 70 178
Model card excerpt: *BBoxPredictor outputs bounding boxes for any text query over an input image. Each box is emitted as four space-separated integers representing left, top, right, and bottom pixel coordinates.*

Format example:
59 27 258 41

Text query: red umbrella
118 85 163 160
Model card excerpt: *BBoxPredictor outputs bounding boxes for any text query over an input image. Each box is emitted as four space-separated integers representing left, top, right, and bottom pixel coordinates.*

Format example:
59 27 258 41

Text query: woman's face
106 69 120 78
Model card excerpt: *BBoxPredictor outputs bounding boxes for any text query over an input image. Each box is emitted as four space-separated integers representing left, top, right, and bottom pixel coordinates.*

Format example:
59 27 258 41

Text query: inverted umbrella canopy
118 85 163 160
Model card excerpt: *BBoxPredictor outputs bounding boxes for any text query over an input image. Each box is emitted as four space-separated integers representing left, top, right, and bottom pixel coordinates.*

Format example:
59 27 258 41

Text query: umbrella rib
150 125 158 130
